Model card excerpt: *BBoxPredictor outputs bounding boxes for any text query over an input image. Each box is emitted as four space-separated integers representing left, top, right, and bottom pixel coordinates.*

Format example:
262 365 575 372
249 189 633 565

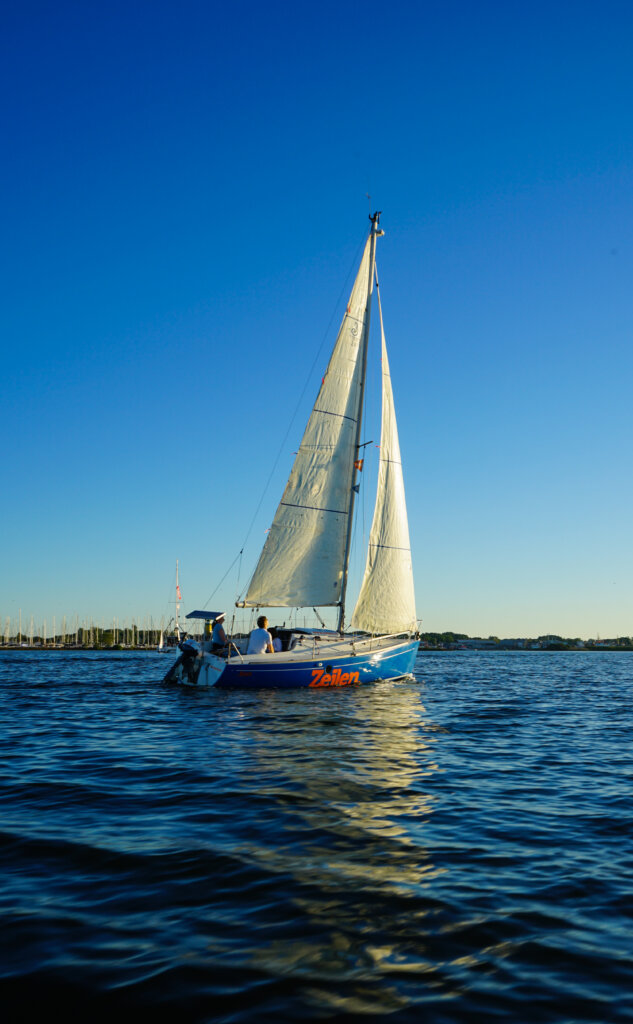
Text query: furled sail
241 236 373 607
351 277 417 634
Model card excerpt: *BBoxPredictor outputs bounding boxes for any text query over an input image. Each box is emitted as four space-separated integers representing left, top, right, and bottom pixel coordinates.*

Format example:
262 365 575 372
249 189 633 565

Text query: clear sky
2 0 633 639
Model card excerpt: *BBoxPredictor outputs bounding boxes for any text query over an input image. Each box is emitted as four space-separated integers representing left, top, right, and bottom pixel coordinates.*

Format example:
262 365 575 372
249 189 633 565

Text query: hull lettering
310 668 359 687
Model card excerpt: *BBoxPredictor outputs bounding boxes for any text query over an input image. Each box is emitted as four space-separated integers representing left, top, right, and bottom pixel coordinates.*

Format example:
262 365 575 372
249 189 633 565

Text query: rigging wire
201 548 244 609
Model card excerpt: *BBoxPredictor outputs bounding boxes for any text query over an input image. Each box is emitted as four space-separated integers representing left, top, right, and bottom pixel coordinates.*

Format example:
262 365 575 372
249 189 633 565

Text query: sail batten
280 502 348 514
369 543 411 551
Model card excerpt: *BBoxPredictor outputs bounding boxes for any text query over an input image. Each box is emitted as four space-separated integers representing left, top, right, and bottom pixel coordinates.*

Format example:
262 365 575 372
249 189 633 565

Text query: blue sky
2 0 632 638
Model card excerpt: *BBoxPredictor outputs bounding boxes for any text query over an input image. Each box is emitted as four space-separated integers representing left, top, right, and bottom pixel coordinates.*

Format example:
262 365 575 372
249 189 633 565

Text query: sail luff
239 229 375 609
350 273 417 636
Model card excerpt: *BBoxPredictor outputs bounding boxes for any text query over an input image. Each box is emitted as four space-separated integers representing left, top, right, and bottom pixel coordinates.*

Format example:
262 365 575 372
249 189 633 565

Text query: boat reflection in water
231 678 445 1015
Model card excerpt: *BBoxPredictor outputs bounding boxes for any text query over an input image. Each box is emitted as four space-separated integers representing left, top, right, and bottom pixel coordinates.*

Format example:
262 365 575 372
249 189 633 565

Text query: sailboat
157 561 183 650
164 213 419 688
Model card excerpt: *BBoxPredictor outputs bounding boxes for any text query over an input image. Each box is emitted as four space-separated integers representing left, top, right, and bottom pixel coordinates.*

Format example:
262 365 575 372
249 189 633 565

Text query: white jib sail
243 236 373 608
351 277 417 635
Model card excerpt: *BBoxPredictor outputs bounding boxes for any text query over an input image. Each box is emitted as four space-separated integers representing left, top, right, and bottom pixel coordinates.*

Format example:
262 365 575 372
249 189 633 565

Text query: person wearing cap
211 614 228 652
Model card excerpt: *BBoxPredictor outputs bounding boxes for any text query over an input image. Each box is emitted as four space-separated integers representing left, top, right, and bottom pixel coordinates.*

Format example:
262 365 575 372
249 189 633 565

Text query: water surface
1 650 631 1021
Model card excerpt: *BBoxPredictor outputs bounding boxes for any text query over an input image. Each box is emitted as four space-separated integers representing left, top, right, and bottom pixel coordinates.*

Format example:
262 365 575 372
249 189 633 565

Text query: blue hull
216 639 419 689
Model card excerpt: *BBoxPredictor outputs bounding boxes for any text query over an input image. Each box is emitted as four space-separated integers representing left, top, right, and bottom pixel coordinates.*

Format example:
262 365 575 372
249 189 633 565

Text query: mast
175 559 181 640
337 211 381 633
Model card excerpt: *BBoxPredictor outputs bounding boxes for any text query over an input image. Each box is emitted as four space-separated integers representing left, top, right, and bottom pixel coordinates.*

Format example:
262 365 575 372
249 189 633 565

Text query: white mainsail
351 277 417 635
242 236 374 608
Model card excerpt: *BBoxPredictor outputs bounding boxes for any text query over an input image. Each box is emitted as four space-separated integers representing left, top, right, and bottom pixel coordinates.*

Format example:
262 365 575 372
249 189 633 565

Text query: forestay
351 277 417 635
242 236 373 608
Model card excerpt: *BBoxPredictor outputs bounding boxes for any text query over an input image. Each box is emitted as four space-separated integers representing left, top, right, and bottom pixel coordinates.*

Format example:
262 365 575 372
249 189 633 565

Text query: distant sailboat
164 213 418 688
173 559 183 642
158 562 184 650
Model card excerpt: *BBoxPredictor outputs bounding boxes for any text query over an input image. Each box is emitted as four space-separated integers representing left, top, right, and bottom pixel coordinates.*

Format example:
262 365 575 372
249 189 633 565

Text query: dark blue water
1 651 632 1022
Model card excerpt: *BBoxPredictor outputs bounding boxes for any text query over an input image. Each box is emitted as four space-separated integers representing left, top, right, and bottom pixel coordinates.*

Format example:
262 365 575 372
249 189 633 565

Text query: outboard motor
178 637 202 684
163 637 203 685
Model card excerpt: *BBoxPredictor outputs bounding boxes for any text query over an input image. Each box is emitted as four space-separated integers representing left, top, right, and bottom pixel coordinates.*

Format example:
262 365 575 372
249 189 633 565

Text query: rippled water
1 650 632 1022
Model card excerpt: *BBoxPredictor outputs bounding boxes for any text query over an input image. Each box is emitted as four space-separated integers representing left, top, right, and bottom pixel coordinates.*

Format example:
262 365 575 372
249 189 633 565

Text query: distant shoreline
418 646 633 653
1 645 632 654
0 646 173 653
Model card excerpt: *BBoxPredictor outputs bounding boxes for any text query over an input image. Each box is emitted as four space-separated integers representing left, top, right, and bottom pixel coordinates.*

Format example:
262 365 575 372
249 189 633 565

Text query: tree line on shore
3 627 632 651
421 632 633 650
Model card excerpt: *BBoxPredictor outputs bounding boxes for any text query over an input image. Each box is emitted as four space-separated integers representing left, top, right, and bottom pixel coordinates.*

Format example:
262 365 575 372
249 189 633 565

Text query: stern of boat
163 645 227 687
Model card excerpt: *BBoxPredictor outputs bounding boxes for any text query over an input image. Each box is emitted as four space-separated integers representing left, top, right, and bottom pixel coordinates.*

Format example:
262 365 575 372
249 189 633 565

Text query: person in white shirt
270 628 282 652
247 615 274 655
